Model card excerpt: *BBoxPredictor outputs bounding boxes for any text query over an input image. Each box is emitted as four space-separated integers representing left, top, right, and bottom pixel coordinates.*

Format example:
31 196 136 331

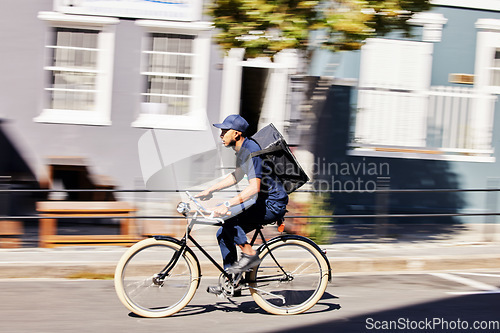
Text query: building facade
308 0 500 222
1 0 223 203
2 0 500 226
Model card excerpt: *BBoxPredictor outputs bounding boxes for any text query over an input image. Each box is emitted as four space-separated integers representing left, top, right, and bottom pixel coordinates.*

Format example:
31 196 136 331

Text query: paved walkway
0 223 499 278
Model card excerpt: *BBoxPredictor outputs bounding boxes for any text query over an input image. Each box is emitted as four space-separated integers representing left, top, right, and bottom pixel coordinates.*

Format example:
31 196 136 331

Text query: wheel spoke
125 277 156 298
249 238 329 315
290 261 314 275
114 238 199 318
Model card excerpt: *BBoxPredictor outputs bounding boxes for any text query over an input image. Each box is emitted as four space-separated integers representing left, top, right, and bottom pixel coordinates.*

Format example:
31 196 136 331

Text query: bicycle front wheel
114 237 199 318
248 236 330 315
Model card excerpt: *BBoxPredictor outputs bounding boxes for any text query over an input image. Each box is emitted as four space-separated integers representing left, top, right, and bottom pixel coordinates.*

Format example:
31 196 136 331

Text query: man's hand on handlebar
209 204 232 218
195 189 213 201
192 190 230 218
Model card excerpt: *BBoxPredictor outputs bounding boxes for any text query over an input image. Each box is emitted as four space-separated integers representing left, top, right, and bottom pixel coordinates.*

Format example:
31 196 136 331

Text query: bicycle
114 191 332 317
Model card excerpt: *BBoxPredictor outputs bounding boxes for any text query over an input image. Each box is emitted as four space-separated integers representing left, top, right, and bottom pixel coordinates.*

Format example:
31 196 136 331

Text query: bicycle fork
152 240 189 285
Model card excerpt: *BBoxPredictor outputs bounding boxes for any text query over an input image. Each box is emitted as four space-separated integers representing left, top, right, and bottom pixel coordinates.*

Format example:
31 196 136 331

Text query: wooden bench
37 201 140 248
0 220 23 248
141 220 185 239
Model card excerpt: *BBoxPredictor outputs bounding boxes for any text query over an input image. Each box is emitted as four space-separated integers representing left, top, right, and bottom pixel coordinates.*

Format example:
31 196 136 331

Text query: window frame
475 19 500 95
35 11 118 126
132 20 213 131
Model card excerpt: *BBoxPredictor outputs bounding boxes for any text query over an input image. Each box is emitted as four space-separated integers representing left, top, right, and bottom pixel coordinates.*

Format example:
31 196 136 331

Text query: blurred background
1 0 500 248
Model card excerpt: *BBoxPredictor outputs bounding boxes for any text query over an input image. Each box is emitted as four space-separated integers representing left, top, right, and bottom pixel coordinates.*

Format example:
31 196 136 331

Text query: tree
208 0 431 59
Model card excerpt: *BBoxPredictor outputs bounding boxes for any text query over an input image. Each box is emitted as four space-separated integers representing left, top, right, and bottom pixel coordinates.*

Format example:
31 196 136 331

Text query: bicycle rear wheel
248 236 330 315
114 237 199 318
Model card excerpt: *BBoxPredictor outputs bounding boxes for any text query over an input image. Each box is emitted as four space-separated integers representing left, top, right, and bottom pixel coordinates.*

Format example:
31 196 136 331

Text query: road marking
456 272 500 278
430 272 500 295
447 290 500 295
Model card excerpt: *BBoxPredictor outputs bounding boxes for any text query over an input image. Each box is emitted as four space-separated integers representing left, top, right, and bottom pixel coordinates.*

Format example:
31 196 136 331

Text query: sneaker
226 253 262 274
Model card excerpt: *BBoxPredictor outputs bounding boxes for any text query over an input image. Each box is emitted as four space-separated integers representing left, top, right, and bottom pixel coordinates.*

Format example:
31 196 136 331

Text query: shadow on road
127 291 340 318
236 291 340 316
270 292 500 333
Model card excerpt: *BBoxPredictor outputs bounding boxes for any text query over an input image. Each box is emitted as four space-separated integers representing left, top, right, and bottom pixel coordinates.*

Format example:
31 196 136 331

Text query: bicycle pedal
206 286 224 296
231 289 242 297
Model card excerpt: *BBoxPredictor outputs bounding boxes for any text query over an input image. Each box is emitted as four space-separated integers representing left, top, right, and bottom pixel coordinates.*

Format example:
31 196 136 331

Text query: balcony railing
350 86 498 161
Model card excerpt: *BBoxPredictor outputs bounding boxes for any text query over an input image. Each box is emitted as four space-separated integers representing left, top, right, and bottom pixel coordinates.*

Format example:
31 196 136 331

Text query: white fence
352 86 497 158
427 86 496 151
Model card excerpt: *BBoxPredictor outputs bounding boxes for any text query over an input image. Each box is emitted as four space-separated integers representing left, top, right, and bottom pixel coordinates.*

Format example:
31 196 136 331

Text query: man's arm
211 177 261 217
227 177 260 207
196 171 239 200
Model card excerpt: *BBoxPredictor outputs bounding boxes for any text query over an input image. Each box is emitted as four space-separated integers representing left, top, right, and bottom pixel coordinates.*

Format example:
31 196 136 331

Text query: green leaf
208 0 431 59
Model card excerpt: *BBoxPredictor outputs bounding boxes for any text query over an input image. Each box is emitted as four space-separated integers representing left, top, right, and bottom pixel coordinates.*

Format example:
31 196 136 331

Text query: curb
331 254 500 274
1 254 499 279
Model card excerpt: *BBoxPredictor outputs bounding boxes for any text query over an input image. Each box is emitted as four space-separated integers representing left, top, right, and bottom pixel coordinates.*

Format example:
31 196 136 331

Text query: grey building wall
0 0 224 196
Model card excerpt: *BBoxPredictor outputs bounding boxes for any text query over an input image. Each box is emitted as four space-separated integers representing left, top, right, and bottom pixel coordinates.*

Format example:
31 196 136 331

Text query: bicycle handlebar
185 191 225 224
185 191 207 211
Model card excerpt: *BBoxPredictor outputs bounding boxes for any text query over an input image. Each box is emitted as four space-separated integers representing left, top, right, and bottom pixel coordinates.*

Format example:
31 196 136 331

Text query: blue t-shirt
236 138 288 204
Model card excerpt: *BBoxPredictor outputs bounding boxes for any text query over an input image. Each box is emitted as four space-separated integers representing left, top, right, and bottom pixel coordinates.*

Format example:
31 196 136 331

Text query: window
133 20 212 130
352 39 433 147
36 12 118 126
48 27 99 111
142 33 195 116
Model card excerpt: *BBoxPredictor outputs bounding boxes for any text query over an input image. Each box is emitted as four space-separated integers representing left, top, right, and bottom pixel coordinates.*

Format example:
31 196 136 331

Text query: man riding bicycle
196 114 289 294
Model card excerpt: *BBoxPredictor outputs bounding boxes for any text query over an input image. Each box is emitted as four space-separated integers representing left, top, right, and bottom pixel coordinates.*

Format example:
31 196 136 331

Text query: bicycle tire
248 236 330 315
114 237 200 318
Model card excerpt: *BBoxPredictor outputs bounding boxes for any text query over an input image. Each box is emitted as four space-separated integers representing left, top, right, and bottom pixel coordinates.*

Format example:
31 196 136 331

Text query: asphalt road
1 271 499 333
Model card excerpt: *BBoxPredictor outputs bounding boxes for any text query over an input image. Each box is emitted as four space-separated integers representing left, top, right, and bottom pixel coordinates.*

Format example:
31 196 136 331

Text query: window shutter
355 39 433 147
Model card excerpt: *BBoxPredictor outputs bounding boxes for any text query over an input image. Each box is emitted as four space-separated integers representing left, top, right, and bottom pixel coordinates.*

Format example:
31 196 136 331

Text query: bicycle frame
153 191 332 286
154 212 274 283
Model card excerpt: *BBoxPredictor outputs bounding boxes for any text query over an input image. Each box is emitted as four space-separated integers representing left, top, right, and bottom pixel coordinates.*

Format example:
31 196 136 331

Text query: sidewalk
0 223 499 279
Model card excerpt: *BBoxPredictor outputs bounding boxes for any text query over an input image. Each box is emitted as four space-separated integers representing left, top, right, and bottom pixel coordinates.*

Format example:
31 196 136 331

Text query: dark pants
216 199 287 269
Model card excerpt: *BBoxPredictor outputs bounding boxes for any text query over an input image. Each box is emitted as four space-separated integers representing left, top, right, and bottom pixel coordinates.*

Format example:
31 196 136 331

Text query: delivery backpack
249 124 309 194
